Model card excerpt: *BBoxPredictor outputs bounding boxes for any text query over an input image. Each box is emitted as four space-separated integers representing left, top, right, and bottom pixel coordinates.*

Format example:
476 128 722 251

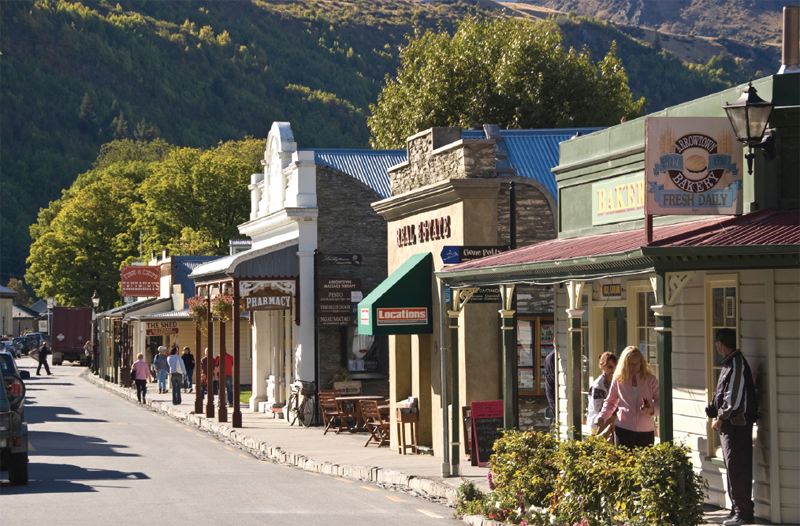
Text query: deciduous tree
368 16 645 149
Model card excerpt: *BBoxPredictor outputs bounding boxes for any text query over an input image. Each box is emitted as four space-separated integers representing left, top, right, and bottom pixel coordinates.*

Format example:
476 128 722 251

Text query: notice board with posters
645 117 743 216
471 400 504 467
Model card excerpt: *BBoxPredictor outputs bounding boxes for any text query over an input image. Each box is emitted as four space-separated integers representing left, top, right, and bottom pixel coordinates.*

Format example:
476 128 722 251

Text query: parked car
1 341 18 358
0 350 29 485
13 337 29 356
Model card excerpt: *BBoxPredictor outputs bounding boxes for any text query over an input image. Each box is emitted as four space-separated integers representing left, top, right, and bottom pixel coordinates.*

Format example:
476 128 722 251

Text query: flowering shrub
188 296 208 327
457 429 707 526
210 294 233 322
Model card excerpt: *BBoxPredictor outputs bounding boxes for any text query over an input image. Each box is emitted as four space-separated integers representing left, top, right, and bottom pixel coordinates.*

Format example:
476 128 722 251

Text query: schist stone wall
316 164 389 391
496 178 556 315
390 127 496 195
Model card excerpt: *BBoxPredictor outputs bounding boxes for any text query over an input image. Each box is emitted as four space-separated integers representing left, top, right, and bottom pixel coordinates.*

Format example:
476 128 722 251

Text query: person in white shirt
587 351 618 441
167 346 187 405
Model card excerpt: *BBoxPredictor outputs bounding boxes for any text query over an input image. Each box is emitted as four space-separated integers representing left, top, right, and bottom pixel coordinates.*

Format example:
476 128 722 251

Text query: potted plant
331 367 361 395
188 296 208 332
210 294 233 322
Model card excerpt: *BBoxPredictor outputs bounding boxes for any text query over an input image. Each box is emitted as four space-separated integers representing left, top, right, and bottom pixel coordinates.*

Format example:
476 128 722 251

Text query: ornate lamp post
91 290 101 377
723 82 775 174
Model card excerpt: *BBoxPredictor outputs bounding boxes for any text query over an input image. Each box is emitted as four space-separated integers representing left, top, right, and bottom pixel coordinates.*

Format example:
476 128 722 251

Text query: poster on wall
645 117 743 216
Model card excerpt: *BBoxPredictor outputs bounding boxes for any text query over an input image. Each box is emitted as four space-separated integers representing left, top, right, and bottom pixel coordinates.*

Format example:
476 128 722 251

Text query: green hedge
455 429 707 526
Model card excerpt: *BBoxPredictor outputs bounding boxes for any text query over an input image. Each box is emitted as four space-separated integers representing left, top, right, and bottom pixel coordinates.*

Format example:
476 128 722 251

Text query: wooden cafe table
334 395 386 430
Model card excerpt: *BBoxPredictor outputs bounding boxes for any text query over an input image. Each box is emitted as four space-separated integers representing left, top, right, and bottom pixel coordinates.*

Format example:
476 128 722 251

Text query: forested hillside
1 0 758 289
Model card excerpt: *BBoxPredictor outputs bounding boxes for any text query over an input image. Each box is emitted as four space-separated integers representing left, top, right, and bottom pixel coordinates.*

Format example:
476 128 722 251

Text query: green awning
357 252 433 335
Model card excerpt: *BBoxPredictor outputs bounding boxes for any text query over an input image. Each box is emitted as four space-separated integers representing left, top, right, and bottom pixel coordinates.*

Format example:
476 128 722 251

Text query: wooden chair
361 400 390 447
319 390 350 435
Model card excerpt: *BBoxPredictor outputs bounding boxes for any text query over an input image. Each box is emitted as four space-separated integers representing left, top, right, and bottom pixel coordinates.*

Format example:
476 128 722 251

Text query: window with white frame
632 284 658 377
705 274 739 456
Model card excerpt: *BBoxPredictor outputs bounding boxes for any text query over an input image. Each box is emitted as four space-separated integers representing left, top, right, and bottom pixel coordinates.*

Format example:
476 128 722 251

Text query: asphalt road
1 357 459 525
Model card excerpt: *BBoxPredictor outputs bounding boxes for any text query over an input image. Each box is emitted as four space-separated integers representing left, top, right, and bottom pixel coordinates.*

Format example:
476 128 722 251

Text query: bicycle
287 380 316 427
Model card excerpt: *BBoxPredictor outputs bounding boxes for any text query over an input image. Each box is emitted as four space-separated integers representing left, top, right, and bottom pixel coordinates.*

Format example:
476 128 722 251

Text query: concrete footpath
83 371 780 525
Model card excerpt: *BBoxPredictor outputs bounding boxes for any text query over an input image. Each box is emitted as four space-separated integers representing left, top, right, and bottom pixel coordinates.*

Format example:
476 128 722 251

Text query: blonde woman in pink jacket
595 346 659 448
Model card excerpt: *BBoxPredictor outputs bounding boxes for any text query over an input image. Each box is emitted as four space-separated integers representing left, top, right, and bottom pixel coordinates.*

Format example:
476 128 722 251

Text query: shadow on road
1 463 150 494
26 405 108 425
30 430 138 457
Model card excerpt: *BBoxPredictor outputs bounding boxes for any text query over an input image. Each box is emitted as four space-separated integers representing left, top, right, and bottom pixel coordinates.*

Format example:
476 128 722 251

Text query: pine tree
111 112 129 140
78 93 97 134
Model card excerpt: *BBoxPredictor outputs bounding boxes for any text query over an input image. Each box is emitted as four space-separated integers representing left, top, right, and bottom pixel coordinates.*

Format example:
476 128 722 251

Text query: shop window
705 275 739 456
517 316 554 396
343 326 387 378
635 288 658 377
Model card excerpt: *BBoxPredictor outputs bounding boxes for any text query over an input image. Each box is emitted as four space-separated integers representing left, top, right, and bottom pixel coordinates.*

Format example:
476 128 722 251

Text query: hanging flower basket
211 294 233 322
188 296 208 332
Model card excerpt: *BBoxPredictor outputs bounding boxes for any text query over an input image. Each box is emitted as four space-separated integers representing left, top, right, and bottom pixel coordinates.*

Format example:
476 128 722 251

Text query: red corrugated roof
442 209 800 273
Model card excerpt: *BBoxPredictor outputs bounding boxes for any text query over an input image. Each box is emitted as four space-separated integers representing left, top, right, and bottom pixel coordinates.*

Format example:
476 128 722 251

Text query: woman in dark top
182 347 195 393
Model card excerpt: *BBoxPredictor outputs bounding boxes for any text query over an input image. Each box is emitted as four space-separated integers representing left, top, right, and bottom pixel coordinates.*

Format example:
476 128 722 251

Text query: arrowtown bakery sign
396 216 451 247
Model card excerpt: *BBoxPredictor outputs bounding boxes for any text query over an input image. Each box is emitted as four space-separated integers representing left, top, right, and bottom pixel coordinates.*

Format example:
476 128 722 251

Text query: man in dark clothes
36 341 53 375
544 350 555 421
707 328 758 526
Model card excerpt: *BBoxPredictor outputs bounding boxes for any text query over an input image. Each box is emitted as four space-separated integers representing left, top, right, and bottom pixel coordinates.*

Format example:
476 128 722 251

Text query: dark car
13 337 29 356
0 350 29 485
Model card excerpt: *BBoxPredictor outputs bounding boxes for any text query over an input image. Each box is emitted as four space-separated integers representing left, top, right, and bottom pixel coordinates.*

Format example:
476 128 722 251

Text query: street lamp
91 291 100 376
723 82 775 174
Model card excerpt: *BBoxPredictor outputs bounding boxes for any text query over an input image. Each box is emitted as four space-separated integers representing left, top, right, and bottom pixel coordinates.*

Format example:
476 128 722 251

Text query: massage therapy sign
645 117 743 215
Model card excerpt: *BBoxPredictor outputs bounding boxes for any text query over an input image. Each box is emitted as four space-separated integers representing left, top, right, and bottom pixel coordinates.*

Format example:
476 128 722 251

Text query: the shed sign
145 321 179 336
645 117 742 215
376 307 428 326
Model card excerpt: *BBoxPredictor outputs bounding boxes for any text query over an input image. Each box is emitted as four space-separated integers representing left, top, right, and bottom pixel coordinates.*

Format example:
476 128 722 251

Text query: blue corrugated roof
306 149 406 199
461 128 603 202
173 256 220 308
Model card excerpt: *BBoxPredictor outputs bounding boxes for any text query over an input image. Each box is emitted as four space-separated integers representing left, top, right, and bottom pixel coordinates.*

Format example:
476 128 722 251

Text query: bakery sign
121 265 160 297
645 117 743 215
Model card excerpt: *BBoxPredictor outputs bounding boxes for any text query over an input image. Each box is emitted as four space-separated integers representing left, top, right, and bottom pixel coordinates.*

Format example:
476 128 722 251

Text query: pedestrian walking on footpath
596 346 659 449
214 350 234 407
36 341 53 376
182 347 195 393
708 328 758 526
130 353 152 404
154 346 169 393
167 346 187 405
587 351 619 442
199 348 209 398
84 340 92 371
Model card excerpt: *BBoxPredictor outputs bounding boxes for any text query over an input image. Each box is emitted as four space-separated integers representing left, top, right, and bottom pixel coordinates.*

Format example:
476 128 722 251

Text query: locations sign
376 307 428 326
645 117 743 215
121 266 160 297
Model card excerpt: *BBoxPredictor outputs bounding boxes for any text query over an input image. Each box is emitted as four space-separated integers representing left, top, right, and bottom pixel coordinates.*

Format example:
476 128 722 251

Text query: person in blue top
167 346 187 405
153 347 169 394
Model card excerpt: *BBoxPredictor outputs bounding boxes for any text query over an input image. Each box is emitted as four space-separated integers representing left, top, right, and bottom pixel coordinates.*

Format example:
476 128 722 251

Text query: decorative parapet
389 127 496 196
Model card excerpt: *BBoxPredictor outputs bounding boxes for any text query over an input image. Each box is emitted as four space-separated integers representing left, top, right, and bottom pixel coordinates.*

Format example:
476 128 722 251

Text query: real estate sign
645 117 743 216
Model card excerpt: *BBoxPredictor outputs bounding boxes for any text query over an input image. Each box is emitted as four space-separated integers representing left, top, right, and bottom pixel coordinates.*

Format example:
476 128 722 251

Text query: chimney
778 6 800 74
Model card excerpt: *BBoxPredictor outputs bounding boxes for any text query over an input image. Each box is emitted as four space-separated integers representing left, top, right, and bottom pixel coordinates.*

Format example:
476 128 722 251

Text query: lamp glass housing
91 291 100 308
723 84 774 146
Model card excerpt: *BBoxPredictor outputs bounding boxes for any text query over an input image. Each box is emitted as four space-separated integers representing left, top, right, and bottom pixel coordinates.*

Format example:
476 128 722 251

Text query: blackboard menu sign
471 400 504 467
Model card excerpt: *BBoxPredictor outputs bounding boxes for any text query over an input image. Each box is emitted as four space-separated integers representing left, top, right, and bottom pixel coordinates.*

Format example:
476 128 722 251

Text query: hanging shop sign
318 279 361 326
396 216 451 247
145 321 179 336
592 172 646 226
441 245 511 265
319 253 362 266
645 117 743 215
239 280 296 311
121 265 160 297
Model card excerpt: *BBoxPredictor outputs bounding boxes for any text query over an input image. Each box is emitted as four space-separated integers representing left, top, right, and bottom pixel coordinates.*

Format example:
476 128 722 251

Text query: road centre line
361 486 381 492
196 434 205 438
386 495 404 502
335 478 353 483
239 454 249 459
417 509 443 519
306 472 321 476
225 446 234 451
